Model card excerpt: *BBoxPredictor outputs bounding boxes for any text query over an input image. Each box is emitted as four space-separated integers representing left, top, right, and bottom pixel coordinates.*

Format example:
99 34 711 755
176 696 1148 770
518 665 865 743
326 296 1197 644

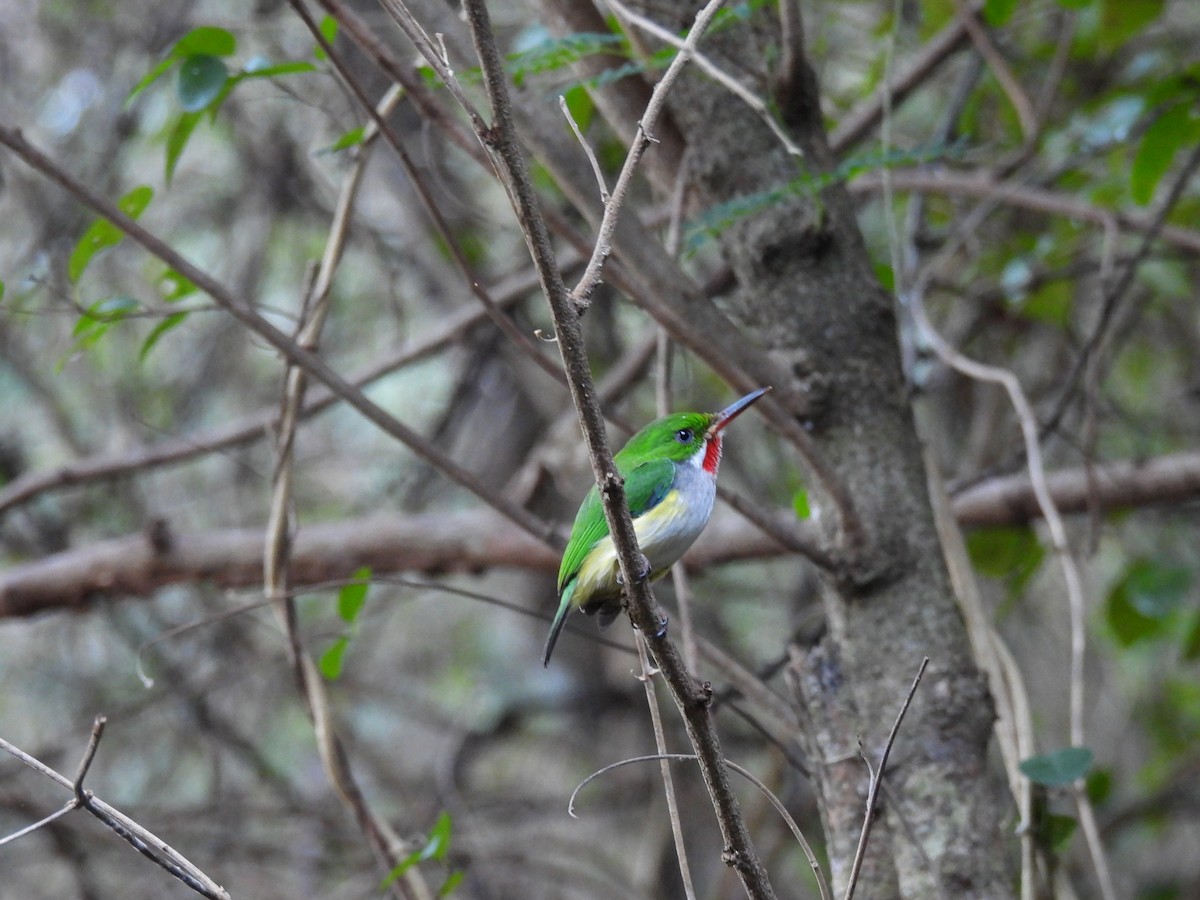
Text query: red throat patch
702 435 723 474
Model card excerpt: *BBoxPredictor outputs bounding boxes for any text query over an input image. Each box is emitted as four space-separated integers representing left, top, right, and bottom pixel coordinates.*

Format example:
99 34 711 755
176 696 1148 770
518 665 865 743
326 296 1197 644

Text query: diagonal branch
458 0 776 895
0 124 555 547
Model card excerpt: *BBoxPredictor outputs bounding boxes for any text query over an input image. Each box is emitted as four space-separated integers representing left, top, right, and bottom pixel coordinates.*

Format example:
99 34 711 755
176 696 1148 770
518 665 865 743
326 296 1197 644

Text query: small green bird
542 388 770 666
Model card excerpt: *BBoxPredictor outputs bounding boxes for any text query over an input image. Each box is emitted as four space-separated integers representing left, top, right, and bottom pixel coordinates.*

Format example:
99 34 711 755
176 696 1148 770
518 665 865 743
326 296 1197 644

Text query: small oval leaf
177 55 228 112
1020 746 1094 786
174 26 237 58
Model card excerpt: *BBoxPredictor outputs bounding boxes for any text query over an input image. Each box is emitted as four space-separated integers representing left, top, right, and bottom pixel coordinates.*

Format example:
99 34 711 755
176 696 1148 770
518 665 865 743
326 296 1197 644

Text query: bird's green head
614 388 770 474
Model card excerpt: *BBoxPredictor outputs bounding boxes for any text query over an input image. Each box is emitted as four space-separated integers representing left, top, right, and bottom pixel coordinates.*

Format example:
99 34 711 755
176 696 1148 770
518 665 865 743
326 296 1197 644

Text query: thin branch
0 124 555 547
907 260 1118 900
843 657 928 900
606 0 804 160
253 69 428 900
458 1 775 895
635 639 697 900
560 94 610 204
569 752 831 900
293 0 568 391
0 723 231 900
950 0 1035 140
849 168 1200 255
568 0 731 310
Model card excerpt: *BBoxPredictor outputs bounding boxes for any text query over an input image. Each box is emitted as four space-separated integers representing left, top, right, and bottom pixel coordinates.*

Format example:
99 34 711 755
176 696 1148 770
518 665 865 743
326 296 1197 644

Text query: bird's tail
542 581 575 667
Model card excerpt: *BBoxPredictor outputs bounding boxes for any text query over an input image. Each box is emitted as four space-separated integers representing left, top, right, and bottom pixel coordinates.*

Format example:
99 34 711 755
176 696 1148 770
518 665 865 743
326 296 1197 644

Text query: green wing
556 458 676 591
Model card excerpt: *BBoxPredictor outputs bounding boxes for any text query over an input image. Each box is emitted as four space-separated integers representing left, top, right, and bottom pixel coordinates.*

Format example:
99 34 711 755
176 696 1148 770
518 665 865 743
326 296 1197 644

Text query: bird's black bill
711 387 770 433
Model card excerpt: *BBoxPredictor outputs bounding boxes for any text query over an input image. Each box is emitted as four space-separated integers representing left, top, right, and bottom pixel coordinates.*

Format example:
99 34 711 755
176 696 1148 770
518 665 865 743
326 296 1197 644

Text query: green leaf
337 566 372 624
1099 0 1164 50
174 26 237 58
792 489 811 520
68 220 122 283
984 0 1020 26
1022 281 1072 327
68 186 154 282
314 15 338 60
177 55 228 112
1055 0 1093 8
965 525 1044 591
241 60 317 79
1041 813 1078 853
438 871 464 896
1182 613 1200 661
321 126 365 154
1020 746 1094 786
381 813 454 889
1107 559 1191 646
139 312 189 362
73 296 139 336
1086 767 1113 805
562 84 594 134
165 110 203 183
318 636 350 680
1131 105 1198 205
157 269 197 302
127 57 176 106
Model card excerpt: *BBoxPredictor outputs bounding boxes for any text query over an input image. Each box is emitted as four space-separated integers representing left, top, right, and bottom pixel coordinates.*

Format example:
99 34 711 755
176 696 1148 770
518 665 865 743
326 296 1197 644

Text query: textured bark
615 2 1015 895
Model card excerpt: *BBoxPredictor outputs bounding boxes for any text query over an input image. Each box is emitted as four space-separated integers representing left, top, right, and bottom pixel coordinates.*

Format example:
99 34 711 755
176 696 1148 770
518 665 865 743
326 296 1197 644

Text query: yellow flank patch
572 490 687 608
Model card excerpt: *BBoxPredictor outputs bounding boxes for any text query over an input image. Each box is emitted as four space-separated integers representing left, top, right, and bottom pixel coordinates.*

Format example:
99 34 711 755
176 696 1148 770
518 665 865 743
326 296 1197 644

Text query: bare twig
569 752 831 900
950 0 1035 140
0 721 231 900
560 94 610 204
567 0 730 310
907 253 1118 900
0 124 555 546
458 1 774 895
849 168 1200 255
635 639 697 900
256 71 429 900
843 657 928 900
606 0 803 160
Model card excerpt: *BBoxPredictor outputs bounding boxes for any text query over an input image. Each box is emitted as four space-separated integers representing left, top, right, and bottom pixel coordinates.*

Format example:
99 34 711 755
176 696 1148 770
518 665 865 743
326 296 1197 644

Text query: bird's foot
616 553 652 587
654 614 669 639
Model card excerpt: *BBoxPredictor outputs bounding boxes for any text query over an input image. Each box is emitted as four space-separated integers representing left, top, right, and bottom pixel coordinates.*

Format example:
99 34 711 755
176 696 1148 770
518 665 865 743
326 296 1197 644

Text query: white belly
573 465 716 611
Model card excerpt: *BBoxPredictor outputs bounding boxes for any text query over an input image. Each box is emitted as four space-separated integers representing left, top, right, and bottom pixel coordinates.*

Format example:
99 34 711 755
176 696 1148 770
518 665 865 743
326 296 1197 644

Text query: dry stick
849 168 1200 255
0 260 563 517
828 1 981 155
605 0 804 162
656 156 699 673
0 125 555 548
908 276 1118 900
457 1 774 896
291 0 568 392
635 638 698 900
569 0 731 310
842 657 928 900
569 753 831 900
950 0 1035 141
1036 143 1200 444
0 719 231 900
256 82 428 900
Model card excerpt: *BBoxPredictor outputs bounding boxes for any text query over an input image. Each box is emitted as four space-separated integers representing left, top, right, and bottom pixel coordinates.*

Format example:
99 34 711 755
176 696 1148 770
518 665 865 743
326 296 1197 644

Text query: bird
542 387 770 666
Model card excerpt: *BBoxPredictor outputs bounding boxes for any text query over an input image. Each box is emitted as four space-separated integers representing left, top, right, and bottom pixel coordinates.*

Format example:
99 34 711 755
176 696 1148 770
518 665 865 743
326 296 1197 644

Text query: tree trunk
614 2 1015 895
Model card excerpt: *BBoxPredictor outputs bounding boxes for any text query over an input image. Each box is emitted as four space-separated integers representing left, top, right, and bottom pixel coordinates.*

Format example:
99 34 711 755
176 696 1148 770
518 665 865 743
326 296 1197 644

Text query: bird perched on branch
543 388 770 666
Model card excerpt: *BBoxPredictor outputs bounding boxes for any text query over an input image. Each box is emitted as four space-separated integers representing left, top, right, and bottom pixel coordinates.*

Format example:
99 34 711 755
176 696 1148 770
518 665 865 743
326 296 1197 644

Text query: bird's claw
616 554 652 586
654 614 669 639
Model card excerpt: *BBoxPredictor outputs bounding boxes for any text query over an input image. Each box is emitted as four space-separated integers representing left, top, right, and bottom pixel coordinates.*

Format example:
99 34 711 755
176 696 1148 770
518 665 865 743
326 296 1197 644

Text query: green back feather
556 411 714 592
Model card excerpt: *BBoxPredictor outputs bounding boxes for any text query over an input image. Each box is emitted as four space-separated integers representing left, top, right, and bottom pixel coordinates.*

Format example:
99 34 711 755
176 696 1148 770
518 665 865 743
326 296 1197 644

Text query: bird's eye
674 428 693 444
